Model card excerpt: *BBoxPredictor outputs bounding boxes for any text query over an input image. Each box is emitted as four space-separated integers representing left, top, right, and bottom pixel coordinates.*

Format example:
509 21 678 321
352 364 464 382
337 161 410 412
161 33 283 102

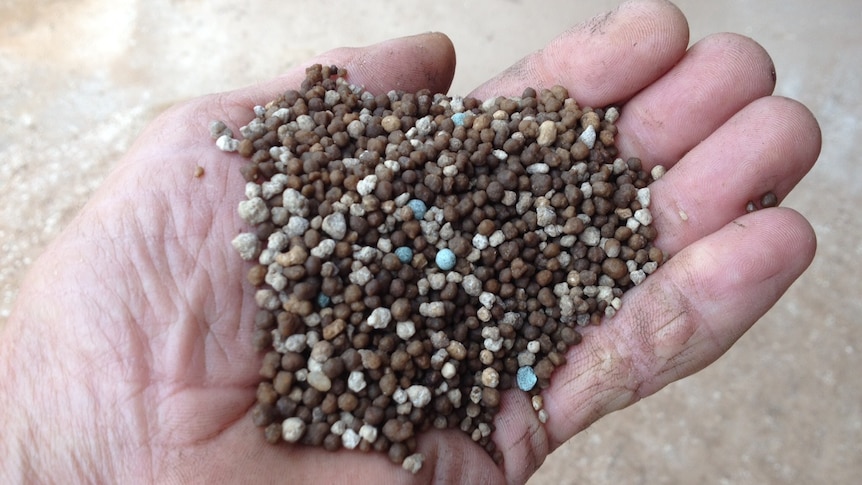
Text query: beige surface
1 1 859 483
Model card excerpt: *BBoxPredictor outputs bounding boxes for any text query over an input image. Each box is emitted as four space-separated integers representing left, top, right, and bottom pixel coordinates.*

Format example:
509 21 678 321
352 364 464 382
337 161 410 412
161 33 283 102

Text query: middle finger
615 32 778 167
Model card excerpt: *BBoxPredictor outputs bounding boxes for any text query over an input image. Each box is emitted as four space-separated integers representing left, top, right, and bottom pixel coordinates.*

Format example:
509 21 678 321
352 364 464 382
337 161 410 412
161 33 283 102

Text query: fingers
469 0 690 106
616 33 778 167
493 390 552 483
539 207 816 448
650 96 821 253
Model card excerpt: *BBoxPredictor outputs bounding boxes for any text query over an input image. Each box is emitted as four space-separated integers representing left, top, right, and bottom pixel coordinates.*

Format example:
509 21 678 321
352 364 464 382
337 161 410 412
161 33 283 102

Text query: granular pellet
761 191 778 208
746 191 779 212
215 64 666 473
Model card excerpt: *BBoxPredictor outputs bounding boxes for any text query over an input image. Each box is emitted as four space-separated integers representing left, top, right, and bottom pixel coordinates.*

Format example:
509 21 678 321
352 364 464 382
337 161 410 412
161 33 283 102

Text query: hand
0 0 819 483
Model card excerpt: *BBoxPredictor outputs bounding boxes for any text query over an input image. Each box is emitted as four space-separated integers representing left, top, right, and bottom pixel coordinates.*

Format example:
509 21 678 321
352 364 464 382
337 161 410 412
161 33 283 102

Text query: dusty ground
1 1 859 483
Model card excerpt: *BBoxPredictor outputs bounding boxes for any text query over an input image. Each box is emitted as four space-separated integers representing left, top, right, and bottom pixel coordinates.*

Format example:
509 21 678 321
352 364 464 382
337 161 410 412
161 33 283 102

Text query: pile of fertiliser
213 64 666 473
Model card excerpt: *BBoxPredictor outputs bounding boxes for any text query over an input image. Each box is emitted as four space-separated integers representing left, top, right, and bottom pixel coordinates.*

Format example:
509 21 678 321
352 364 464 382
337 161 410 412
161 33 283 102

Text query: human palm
1 1 819 484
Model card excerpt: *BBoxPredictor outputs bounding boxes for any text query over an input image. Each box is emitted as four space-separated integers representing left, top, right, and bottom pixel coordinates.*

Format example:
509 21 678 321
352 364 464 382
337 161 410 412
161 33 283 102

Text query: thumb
227 31 457 110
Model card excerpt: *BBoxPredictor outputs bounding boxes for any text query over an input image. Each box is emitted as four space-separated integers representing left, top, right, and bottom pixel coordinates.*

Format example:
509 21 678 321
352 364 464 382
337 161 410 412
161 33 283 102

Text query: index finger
468 0 690 106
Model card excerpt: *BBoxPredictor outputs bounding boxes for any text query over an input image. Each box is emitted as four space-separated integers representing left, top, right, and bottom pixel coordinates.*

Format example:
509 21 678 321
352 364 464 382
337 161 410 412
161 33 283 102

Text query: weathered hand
0 1 818 484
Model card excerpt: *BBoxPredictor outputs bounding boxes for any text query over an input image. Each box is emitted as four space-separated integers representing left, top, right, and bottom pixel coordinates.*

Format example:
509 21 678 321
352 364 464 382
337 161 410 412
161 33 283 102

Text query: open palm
0 1 819 483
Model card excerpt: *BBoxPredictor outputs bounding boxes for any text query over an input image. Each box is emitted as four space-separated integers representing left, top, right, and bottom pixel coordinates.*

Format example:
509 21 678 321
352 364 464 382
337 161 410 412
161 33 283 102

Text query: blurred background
1 1 859 483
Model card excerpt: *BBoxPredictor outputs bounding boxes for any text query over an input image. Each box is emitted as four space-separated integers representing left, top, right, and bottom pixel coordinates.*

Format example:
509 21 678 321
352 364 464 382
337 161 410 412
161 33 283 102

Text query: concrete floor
1 0 859 483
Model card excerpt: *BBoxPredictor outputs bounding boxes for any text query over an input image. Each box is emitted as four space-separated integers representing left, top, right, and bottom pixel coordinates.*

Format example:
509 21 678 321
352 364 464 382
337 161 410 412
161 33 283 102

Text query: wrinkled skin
0 1 819 483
